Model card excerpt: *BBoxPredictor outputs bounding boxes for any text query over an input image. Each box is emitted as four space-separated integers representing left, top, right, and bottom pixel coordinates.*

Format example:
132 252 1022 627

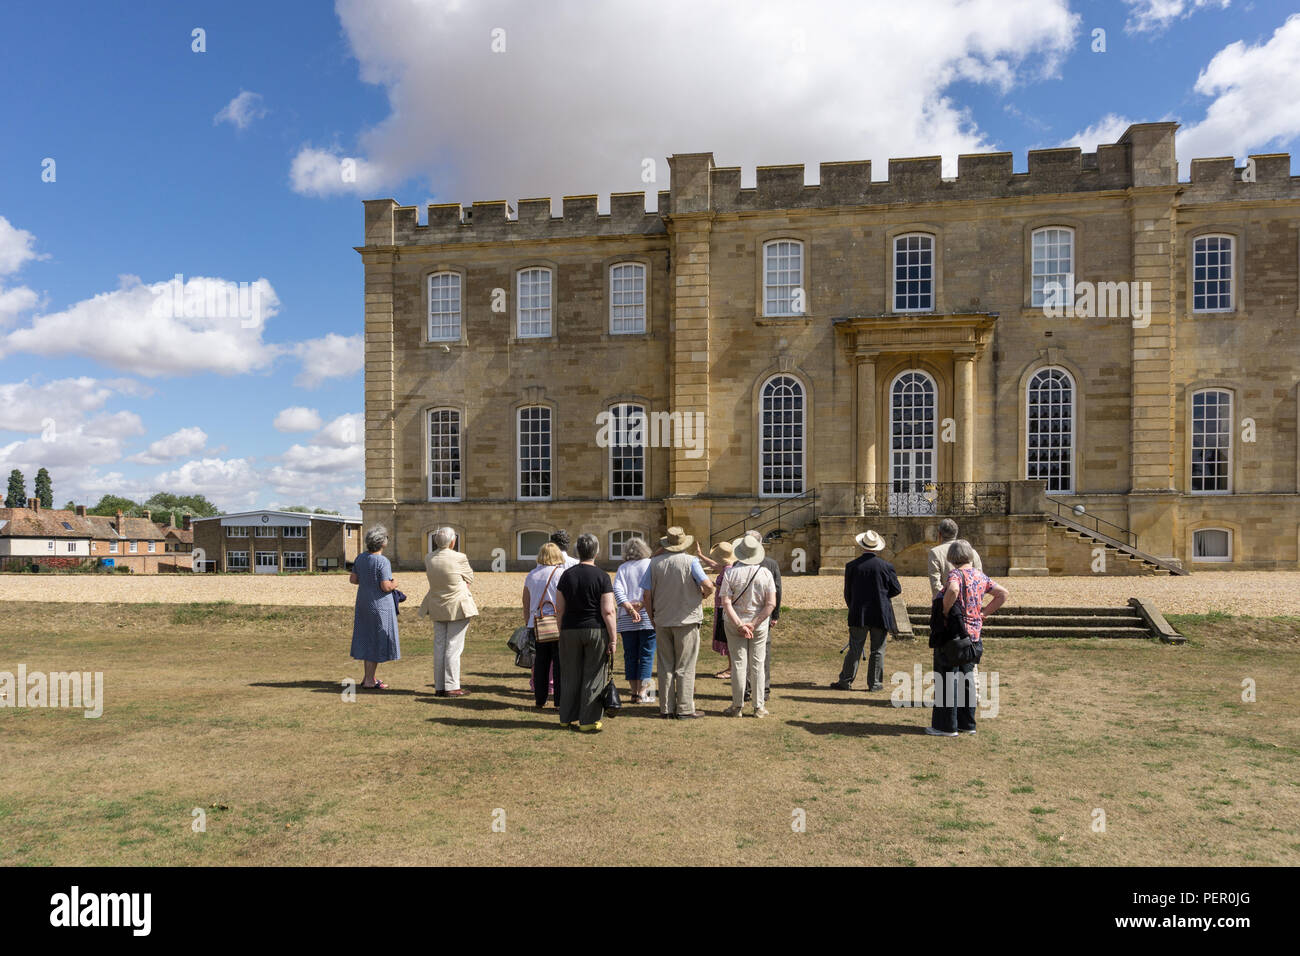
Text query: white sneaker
925 727 959 737
961 728 977 735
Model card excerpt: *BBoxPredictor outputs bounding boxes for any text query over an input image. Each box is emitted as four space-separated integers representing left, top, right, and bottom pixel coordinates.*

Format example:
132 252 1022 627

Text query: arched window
517 530 550 561
759 375 805 497
1191 389 1232 493
763 240 804 316
608 402 646 500
609 262 646 333
428 408 462 501
1031 227 1074 309
1026 367 1075 493
889 371 936 514
893 234 934 312
608 529 643 561
517 267 553 337
1192 235 1233 312
428 272 462 340
517 406 552 500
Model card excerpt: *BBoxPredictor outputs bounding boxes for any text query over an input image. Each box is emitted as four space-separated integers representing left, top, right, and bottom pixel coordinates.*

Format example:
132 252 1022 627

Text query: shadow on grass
249 680 425 697
786 719 924 737
426 716 561 730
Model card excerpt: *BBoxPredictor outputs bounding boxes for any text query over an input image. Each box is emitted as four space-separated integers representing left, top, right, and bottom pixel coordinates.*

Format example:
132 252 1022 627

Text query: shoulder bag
533 566 562 643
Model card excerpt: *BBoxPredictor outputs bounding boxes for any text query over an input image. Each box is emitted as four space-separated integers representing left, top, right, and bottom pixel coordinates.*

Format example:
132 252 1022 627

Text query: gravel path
2 571 1296 615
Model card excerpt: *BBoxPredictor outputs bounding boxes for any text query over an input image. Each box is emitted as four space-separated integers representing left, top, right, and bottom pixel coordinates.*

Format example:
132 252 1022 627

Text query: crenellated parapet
360 123 1296 247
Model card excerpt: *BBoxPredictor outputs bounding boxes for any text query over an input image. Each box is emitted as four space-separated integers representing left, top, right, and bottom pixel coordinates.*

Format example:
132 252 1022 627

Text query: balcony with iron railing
819 481 1011 517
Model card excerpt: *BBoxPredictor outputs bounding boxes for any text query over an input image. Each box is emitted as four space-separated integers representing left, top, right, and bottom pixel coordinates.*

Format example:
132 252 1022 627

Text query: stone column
954 353 975 484
359 200 400 564
855 357 877 486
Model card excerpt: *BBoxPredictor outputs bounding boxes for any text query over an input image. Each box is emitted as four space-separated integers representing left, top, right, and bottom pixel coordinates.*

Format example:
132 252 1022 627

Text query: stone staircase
1044 512 1187 576
900 597 1184 642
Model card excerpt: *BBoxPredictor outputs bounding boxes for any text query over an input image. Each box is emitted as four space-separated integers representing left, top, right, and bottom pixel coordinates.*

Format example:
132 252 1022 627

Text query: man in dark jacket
831 530 900 691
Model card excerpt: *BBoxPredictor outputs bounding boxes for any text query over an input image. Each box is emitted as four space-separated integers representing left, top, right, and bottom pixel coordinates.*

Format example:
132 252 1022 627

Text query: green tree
5 470 26 508
34 468 53 509
144 492 221 518
282 505 311 513
87 494 143 516
62 500 77 511
313 508 340 515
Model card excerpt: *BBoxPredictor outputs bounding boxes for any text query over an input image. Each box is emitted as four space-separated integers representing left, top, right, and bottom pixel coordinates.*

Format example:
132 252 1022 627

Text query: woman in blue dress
350 525 401 689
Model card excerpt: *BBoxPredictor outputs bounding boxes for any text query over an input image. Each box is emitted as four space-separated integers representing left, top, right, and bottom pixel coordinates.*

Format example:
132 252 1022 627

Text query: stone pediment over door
833 312 998 358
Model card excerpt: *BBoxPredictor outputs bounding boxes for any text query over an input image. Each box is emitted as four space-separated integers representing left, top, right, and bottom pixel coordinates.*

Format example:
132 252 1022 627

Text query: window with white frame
517 530 550 561
227 551 249 569
893 234 934 311
47 540 54 551
428 272 462 340
1031 227 1074 308
1192 235 1233 312
763 240 804 316
284 551 307 570
129 541 138 553
610 262 646 333
67 542 76 552
147 541 156 553
1192 528 1231 562
228 526 248 537
1191 389 1232 493
608 529 642 561
1026 367 1075 493
282 526 306 538
428 530 464 553
255 525 277 537
517 267 553 338
608 402 645 500
760 375 806 497
109 540 118 553
428 408 462 501
518 406 552 499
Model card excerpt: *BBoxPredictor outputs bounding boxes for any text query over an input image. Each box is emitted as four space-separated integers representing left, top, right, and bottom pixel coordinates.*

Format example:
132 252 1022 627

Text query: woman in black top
554 533 618 732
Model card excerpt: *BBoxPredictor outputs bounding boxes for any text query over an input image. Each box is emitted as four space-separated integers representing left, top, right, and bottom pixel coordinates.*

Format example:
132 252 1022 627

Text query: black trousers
533 636 562 707
931 651 977 732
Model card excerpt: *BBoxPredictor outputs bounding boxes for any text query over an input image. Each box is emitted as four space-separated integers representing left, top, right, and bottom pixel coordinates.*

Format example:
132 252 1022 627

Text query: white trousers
433 618 470 691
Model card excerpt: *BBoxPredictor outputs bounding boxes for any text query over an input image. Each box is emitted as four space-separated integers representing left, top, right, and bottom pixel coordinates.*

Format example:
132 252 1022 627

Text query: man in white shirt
551 529 580 569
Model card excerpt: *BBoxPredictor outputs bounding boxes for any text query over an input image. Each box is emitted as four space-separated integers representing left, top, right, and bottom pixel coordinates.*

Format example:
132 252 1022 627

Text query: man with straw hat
719 531 778 717
639 526 715 719
830 530 901 692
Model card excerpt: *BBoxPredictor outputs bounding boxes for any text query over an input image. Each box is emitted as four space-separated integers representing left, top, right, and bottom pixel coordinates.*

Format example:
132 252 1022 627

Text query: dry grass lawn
1 602 1297 866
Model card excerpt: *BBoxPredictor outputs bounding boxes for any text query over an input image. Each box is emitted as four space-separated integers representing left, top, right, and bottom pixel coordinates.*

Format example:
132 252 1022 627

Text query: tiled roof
82 515 167 541
0 508 94 538
165 528 194 543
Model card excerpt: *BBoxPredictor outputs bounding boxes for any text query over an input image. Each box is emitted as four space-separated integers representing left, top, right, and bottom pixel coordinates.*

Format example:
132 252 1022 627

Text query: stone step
913 624 1154 639
908 613 1141 628
905 605 1143 616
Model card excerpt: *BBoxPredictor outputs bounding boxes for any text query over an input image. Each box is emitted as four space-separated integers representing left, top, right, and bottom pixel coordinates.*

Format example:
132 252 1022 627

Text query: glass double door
888 370 937 516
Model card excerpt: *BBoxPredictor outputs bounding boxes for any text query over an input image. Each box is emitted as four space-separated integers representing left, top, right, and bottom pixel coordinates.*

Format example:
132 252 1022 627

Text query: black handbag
602 649 621 716
507 626 536 669
932 571 981 667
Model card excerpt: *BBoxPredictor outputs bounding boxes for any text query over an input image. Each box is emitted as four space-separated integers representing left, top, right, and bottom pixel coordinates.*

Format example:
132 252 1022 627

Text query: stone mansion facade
359 123 1300 574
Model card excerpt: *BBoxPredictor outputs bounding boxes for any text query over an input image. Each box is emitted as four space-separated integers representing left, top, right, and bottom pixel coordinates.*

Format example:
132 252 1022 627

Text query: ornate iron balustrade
820 482 1010 517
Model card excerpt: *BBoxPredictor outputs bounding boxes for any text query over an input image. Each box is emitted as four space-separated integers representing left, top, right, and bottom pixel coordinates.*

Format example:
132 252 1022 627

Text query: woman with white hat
719 531 777 717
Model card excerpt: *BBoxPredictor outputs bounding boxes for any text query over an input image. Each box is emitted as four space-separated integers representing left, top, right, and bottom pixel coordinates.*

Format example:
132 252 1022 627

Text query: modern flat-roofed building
358 123 1300 574
191 510 362 573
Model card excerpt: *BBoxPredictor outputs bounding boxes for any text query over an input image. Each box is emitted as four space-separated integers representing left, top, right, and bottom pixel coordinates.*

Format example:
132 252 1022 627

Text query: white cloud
0 274 282 377
126 426 208 465
1176 14 1300 173
154 457 262 508
0 216 46 275
289 147 387 197
0 285 39 326
0 377 142 434
313 412 363 448
1058 112 1142 151
273 406 323 432
214 90 268 130
1124 0 1231 35
293 0 1079 198
292 333 363 388
0 410 145 472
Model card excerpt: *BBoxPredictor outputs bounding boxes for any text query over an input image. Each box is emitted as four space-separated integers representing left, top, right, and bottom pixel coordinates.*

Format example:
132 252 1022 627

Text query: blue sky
1 0 1297 514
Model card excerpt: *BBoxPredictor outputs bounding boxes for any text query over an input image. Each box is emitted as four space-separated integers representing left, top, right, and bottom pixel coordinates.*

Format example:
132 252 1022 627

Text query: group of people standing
347 517 1008 737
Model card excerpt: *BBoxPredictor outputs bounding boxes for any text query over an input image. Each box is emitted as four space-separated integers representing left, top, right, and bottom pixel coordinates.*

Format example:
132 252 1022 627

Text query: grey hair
947 539 975 567
938 518 959 541
576 532 599 561
364 525 389 553
621 536 651 561
432 526 456 550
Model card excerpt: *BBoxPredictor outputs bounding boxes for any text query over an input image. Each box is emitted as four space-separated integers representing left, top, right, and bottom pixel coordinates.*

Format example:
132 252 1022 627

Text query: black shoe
868 684 884 691
829 681 852 690
764 687 771 698
661 712 677 720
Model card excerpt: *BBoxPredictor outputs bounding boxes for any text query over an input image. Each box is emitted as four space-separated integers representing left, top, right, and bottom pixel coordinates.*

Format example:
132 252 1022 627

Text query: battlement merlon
359 123 1298 248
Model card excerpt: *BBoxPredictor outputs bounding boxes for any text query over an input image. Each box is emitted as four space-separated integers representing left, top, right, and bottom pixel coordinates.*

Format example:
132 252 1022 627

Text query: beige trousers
725 618 769 711
657 624 701 716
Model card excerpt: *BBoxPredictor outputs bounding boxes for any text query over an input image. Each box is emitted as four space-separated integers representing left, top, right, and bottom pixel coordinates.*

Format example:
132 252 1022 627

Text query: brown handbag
533 566 562 642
